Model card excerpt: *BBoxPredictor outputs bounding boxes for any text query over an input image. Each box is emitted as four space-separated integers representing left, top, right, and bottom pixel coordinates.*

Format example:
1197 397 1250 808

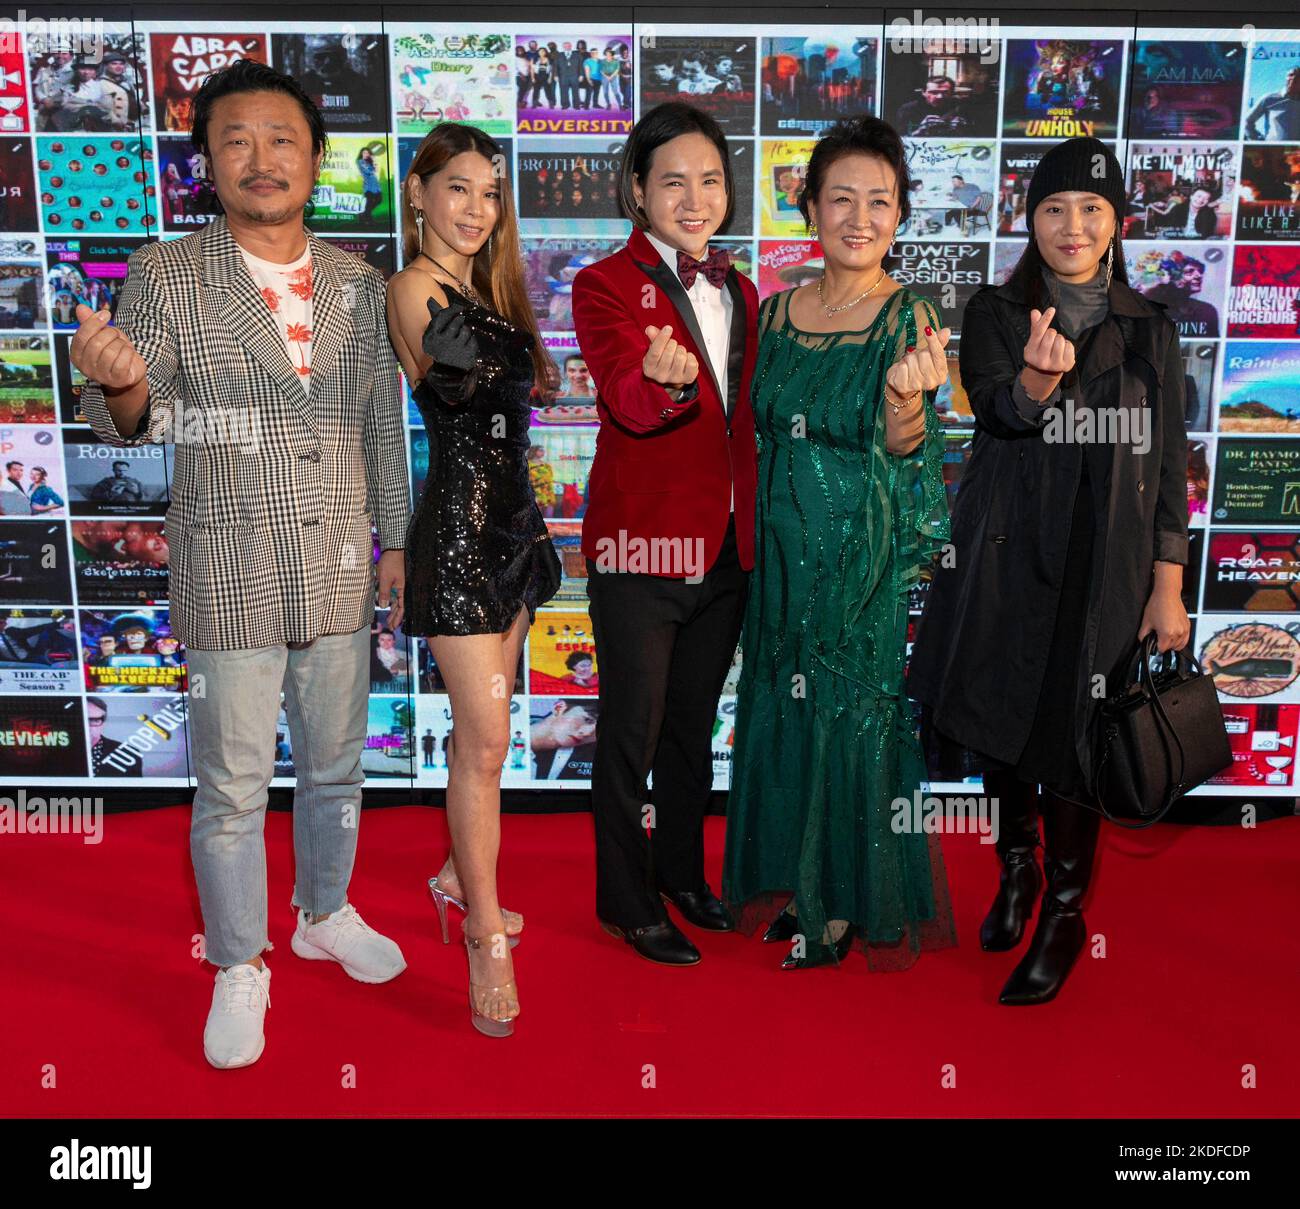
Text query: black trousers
585 516 749 928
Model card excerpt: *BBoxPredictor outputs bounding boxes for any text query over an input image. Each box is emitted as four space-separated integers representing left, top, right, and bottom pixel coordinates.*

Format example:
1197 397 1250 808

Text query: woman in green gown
722 117 958 970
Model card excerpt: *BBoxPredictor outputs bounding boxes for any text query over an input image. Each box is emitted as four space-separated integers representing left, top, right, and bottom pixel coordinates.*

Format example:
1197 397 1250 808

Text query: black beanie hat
1025 137 1126 233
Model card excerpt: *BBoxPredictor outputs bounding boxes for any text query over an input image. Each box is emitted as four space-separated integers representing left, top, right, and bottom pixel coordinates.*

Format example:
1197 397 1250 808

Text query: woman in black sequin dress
404 289 560 636
387 123 559 1038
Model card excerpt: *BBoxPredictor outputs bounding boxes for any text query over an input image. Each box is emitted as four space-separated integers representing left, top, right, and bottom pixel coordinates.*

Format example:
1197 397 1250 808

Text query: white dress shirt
645 229 734 511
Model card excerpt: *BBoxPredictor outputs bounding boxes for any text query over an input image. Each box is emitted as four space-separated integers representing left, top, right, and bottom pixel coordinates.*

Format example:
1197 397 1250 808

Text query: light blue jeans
186 624 370 967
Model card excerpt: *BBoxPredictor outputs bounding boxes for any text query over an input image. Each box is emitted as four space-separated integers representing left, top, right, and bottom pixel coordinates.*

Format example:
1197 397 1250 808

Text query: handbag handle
1094 632 1190 830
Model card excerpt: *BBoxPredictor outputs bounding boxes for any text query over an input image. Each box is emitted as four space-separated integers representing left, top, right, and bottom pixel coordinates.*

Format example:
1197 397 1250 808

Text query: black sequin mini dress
404 291 561 636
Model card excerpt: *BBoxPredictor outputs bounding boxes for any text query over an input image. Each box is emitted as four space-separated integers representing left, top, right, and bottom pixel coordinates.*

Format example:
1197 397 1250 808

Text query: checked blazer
80 214 410 651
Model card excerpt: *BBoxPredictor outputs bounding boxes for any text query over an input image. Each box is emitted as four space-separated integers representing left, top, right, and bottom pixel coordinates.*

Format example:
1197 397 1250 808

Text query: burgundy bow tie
676 246 729 290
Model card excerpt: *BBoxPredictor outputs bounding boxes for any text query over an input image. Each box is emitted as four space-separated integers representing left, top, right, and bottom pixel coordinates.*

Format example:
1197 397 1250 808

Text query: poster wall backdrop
2 15 1299 796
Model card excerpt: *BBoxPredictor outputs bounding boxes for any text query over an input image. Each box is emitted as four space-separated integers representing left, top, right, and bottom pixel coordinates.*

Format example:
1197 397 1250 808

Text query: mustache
240 175 289 189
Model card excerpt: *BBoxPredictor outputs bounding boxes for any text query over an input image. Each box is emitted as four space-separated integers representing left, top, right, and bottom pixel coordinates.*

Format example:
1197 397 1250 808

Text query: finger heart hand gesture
70 303 147 391
1024 306 1075 375
887 323 952 399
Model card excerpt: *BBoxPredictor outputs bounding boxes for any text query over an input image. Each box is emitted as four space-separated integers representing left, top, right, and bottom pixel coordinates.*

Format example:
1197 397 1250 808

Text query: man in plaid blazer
73 62 411 1070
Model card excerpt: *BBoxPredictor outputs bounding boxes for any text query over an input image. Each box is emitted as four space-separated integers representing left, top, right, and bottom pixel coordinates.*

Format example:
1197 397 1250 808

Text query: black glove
422 295 479 372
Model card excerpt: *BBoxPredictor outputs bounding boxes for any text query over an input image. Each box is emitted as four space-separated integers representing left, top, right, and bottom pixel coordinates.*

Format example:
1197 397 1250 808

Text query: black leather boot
999 794 1102 1006
980 772 1042 952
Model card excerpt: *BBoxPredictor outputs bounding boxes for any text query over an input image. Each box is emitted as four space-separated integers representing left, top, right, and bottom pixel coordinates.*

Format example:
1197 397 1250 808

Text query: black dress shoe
660 885 735 932
598 918 701 965
781 925 857 970
762 910 799 943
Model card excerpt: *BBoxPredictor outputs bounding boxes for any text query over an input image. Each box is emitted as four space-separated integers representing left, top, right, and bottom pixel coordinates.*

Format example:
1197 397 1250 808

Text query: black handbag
1093 633 1233 829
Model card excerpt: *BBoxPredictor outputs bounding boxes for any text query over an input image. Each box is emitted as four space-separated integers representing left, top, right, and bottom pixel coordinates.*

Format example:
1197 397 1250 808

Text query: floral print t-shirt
238 242 314 396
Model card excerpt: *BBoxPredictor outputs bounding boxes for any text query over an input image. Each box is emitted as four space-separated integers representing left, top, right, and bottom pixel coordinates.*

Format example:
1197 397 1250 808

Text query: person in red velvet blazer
572 102 757 965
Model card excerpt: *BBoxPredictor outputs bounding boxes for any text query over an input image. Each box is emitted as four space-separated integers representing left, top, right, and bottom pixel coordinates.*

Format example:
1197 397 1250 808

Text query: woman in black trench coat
908 138 1192 1005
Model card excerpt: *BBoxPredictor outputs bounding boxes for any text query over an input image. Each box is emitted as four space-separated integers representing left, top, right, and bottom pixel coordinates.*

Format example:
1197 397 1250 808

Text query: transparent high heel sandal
464 931 519 1038
428 877 522 948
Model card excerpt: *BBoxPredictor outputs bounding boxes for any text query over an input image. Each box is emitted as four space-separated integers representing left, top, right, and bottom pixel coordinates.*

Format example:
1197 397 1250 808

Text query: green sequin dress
722 286 958 970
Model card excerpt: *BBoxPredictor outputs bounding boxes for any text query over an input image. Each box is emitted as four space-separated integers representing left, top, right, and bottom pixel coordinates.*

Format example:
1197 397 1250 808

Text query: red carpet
2 805 1296 1117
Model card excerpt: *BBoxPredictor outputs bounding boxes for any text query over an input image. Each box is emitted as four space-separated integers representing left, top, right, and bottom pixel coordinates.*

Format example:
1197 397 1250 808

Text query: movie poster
1204 530 1300 612
1208 703 1300 787
760 34 878 137
534 334 599 420
0 137 37 231
1212 437 1300 523
0 608 78 693
1181 342 1218 433
528 609 597 695
514 33 633 135
884 40 1000 138
1237 145 1300 239
1126 244 1228 338
1128 40 1247 140
390 29 515 136
309 136 392 233
149 31 268 133
1125 144 1236 240
639 36 758 133
1243 40 1300 143
71 520 169 605
0 693 86 777
0 520 72 604
516 140 623 223
156 136 216 230
888 240 988 335
44 237 140 329
90 692 190 778
0 258 43 329
1001 39 1123 138
528 695 598 781
0 423 64 515
757 238 823 299
522 237 622 330
80 607 185 693
1189 438 1212 528
1227 244 1300 338
1217 342 1300 434
36 136 154 235
1198 616 1300 702
274 32 388 132
527 427 595 520
362 695 414 777
0 46 32 134
759 138 814 236
901 139 996 239
0 335 54 426
61 433 168 516
28 30 149 133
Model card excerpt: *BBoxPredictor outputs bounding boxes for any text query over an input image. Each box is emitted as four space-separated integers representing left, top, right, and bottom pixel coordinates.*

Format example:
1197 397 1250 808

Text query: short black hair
618 101 734 233
797 115 913 229
190 59 328 160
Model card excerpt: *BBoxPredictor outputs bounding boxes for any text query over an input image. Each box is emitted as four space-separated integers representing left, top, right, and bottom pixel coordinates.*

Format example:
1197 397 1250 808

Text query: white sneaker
290 901 407 984
203 962 271 1070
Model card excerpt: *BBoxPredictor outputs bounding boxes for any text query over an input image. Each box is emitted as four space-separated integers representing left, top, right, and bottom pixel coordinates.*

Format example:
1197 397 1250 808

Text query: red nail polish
906 345 915 353
924 325 933 335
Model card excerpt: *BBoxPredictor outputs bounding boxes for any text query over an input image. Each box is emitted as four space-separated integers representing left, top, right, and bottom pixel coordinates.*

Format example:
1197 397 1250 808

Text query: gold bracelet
887 386 921 416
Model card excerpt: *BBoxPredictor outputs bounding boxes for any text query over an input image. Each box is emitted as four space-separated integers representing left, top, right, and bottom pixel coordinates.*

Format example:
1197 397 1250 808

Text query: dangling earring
411 204 425 253
1104 237 1115 289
